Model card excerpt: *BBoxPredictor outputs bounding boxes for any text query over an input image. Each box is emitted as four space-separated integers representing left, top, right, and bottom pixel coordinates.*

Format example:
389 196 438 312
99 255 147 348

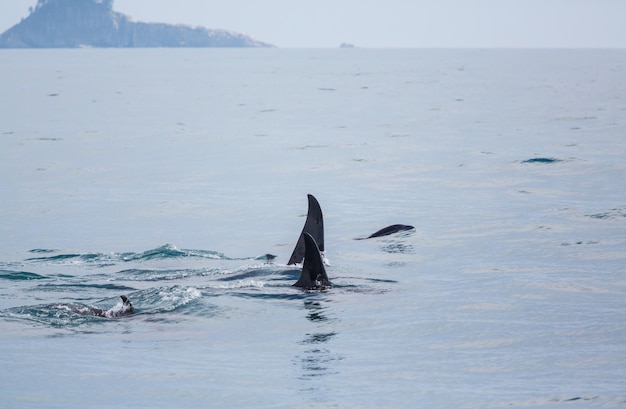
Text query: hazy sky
2 0 626 48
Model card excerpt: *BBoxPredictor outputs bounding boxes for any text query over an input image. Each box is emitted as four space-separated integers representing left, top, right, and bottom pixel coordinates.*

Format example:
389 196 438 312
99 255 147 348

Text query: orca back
367 224 414 238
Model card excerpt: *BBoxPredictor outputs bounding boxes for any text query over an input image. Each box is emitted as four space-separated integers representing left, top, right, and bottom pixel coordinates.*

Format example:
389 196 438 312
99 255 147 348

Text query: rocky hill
0 0 272 48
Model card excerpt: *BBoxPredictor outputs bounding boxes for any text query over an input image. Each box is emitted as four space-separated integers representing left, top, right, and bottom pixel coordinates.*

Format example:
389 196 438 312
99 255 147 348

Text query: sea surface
1 48 626 408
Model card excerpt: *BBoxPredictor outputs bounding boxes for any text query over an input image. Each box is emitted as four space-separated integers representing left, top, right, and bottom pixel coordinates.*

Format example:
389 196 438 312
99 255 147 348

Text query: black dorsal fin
293 233 330 289
287 194 324 265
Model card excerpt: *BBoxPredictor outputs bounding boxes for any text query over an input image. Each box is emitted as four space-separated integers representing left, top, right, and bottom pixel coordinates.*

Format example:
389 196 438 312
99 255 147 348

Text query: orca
288 194 324 265
66 295 134 318
293 232 331 289
363 224 415 239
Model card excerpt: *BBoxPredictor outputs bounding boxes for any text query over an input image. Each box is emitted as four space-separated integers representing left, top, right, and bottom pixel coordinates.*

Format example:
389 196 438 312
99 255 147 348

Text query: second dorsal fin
287 194 324 265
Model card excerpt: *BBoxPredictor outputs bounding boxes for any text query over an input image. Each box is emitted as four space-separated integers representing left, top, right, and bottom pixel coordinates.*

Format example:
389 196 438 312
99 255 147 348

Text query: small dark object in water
521 157 562 164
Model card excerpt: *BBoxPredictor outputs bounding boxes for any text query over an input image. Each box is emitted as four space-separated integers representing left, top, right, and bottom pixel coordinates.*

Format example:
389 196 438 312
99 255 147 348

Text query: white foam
206 279 266 290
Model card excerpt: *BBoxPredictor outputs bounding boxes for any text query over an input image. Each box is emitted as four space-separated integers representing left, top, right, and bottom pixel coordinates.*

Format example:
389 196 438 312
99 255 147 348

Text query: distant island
0 0 272 48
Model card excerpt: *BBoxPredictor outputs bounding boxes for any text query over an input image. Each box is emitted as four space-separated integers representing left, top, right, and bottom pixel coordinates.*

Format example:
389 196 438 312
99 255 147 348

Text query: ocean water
1 48 626 408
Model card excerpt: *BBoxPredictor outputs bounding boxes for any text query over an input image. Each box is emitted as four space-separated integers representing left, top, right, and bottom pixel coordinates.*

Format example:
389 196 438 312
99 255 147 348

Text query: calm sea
1 48 625 408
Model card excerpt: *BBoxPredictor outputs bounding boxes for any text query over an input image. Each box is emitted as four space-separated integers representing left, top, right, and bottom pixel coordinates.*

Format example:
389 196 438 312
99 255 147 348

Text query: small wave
585 208 626 220
132 285 203 314
206 279 268 290
114 268 223 282
2 302 114 328
25 252 119 265
120 244 227 261
0 269 48 281
217 266 293 282
24 244 230 265
35 283 137 292
231 291 312 301
26 253 83 263
1 308 87 327
206 266 303 291
293 144 330 151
